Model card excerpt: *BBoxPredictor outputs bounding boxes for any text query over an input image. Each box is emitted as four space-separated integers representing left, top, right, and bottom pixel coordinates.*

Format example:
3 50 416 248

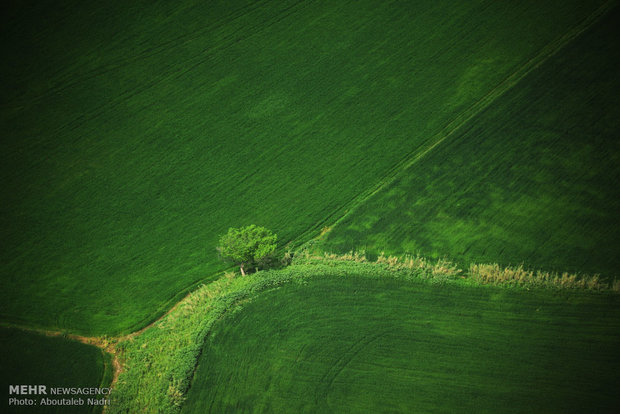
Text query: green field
182 273 620 413
319 2 620 279
1 0 613 335
2 1 620 412
0 328 112 413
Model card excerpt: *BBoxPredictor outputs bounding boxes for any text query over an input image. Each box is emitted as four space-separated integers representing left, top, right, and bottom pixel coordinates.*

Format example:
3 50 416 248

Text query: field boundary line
297 0 618 245
0 321 122 400
0 268 225 395
2 0 617 404
0 321 105 347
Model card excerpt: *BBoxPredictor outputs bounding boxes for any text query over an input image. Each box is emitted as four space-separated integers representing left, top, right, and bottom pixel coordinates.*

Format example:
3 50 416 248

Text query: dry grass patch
469 263 614 291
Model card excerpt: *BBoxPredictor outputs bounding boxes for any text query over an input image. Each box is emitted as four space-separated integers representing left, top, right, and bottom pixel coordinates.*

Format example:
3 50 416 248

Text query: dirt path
0 279 206 388
1 0 617 407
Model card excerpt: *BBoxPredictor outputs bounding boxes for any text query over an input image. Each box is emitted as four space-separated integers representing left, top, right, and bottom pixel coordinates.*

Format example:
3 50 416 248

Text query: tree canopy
216 225 277 275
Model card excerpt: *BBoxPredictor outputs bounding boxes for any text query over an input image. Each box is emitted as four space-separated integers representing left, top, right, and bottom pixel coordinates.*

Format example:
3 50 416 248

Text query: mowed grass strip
0 328 113 413
319 2 620 279
182 275 620 413
1 0 609 334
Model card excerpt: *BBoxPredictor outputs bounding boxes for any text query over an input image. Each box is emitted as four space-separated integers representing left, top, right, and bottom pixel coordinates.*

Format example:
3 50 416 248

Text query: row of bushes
294 249 619 292
469 263 620 291
109 251 617 413
293 250 462 285
110 261 413 413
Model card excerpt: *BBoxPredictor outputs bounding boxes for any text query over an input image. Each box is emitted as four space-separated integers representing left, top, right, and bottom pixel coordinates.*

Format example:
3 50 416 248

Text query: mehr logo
9 385 47 395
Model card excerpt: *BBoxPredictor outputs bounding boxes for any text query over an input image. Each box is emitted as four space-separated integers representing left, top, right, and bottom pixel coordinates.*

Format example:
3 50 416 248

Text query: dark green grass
0 0 608 334
182 275 620 413
320 3 620 279
0 328 112 413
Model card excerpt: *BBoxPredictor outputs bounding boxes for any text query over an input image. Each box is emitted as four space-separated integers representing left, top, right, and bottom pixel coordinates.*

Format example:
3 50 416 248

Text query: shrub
468 263 609 291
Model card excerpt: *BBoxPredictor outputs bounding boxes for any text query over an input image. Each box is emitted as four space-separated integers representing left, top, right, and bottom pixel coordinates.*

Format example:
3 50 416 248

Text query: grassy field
0 328 112 413
318 3 620 279
182 273 620 413
2 1 619 411
2 0 609 335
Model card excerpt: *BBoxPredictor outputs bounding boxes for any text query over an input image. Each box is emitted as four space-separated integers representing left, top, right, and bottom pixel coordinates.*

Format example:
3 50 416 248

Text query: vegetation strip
3 247 616 413
182 269 620 413
1 2 618 412
4 0 611 334
105 251 617 413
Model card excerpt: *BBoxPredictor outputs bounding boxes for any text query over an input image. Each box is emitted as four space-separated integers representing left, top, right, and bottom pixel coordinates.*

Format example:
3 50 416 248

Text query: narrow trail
0 323 118 387
1 0 616 405
0 280 207 391
0 321 122 414
0 279 215 413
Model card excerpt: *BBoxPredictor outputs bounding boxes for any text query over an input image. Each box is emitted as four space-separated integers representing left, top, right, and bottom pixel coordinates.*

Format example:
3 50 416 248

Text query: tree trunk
240 264 246 276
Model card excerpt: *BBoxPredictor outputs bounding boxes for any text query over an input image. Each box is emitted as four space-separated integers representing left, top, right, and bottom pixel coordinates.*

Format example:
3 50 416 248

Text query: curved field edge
108 256 619 413
109 260 455 412
1 0 612 335
0 327 114 413
183 271 620 413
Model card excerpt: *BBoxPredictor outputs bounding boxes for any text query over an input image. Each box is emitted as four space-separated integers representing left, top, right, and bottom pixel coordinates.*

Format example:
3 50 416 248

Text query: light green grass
2 0 608 334
0 328 112 413
182 269 620 413
110 262 405 413
319 2 620 279
108 258 619 413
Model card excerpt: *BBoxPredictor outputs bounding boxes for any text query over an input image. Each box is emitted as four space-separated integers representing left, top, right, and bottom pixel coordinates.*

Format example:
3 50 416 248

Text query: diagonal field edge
1 0 616 355
289 0 619 249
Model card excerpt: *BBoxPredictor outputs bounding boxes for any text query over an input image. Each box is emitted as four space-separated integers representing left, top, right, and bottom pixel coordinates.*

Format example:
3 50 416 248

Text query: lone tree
217 225 277 276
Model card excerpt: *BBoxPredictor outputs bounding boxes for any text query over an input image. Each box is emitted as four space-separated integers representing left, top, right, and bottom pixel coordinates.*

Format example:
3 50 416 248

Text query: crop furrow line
0 0 272 110
295 0 618 247
32 0 307 144
315 330 386 408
